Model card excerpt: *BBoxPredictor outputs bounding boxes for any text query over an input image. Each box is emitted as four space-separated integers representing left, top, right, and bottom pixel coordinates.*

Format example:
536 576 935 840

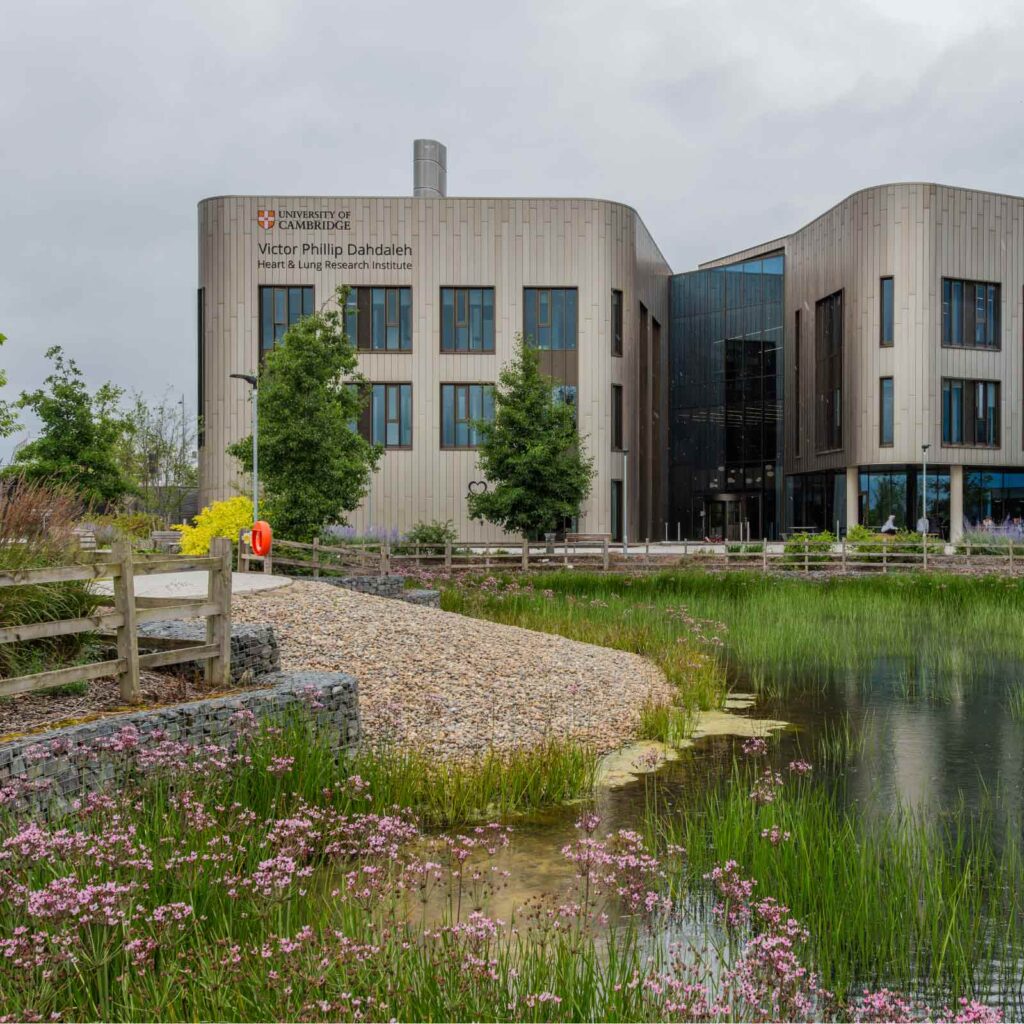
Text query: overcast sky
2 0 1024 455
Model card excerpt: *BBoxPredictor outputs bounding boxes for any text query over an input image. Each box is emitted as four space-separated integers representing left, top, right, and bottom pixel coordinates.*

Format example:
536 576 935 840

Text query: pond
479 632 1024 1018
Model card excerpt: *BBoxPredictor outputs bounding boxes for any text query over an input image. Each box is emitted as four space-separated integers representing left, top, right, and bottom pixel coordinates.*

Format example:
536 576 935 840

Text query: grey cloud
1 0 1023 456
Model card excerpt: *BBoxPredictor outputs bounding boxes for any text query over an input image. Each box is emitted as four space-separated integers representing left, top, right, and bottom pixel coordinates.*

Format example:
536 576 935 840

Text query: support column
845 467 860 531
950 464 964 542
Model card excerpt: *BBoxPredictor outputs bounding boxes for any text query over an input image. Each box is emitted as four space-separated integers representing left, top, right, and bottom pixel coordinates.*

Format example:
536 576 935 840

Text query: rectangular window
611 384 623 449
523 288 578 350
815 290 843 451
794 309 801 457
941 278 1000 348
880 277 894 346
441 384 494 448
611 289 623 356
440 288 495 352
346 287 412 351
197 288 205 448
610 480 623 542
879 377 894 446
370 384 412 447
259 285 314 357
942 378 1000 446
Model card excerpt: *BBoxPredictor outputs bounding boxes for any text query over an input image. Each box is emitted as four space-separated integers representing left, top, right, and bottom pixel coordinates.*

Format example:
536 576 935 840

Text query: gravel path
234 581 671 757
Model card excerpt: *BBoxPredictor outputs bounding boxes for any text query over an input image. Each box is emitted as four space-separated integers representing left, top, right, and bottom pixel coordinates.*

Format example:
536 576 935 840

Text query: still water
480 641 1024 1011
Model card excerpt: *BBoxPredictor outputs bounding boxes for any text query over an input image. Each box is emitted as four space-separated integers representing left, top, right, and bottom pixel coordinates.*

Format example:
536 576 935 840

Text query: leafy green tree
467 337 594 539
228 286 381 540
10 346 132 507
117 391 198 522
0 334 19 439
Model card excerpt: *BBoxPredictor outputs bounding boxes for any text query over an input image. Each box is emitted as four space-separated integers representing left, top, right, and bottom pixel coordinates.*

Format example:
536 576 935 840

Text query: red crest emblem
257 209 276 229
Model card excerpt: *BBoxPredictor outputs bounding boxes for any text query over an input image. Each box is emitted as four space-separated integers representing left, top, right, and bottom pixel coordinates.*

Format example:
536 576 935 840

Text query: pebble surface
233 581 671 757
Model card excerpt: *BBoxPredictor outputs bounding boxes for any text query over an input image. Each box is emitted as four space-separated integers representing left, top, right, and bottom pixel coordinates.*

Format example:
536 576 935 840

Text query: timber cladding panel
199 196 671 542
702 183 1024 480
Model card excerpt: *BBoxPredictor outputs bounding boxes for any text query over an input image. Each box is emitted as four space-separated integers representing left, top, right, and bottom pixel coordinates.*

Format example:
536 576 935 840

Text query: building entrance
706 494 761 542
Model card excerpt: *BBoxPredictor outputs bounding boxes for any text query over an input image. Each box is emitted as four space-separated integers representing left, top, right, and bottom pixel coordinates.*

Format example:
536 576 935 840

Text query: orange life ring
251 520 273 557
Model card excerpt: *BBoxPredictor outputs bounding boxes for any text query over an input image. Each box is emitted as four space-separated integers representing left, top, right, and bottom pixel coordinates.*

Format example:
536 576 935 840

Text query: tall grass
0 476 101 678
646 757 1024 1005
446 570 1024 697
442 577 728 714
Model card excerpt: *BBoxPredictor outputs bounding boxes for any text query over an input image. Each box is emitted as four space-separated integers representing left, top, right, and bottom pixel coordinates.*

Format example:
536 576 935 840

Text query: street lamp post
921 442 931 533
230 374 259 519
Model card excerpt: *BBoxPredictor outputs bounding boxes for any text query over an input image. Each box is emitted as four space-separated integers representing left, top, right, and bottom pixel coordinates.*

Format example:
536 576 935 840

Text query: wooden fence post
841 538 847 572
602 537 609 571
206 537 232 688
762 542 768 573
237 528 248 572
803 536 809 573
922 532 928 572
882 543 888 574
444 541 452 571
312 536 320 579
111 538 141 703
522 538 529 571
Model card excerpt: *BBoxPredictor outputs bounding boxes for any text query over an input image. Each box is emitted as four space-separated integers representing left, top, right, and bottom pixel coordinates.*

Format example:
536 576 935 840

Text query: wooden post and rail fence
236 529 1024 578
0 537 232 702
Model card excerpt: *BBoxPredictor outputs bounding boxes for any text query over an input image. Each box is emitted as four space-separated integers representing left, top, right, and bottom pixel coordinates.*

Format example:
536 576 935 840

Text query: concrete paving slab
95 571 292 600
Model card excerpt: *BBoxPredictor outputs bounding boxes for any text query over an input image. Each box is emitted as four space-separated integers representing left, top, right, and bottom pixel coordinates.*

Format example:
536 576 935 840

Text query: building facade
199 156 1024 544
670 183 1024 541
197 145 671 542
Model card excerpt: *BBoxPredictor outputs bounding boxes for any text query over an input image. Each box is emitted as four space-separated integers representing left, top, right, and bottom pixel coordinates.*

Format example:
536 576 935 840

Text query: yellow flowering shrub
173 496 254 555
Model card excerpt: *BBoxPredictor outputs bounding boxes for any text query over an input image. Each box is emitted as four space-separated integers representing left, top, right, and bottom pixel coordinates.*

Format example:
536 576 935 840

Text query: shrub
396 519 457 553
846 524 943 563
0 476 101 678
173 496 254 555
782 530 834 567
956 529 1024 557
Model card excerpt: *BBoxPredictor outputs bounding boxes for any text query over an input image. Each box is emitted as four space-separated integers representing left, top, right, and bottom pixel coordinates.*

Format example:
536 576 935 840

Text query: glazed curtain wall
669 255 784 540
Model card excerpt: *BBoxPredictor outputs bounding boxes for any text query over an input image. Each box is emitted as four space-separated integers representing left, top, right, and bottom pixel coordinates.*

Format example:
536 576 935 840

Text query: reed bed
444 570 1024 699
646 751 1024 1010
0 709 1004 1022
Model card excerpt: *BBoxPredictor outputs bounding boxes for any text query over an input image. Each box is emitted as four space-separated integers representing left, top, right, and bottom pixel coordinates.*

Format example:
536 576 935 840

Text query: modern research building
198 144 1024 542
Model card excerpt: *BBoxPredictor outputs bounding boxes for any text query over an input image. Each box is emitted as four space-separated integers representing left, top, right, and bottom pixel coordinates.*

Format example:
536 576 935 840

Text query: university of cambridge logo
257 209 276 229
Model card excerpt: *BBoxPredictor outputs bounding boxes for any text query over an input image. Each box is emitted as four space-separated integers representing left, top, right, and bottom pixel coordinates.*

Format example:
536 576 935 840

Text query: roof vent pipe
413 139 447 197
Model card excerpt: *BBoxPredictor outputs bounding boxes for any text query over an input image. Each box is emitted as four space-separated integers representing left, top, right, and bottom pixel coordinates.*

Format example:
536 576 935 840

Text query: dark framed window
880 277 894 347
942 378 999 447
611 384 623 450
611 289 623 356
441 384 494 448
441 288 495 352
610 480 623 542
259 286 314 357
880 377 894 446
941 279 1000 349
197 288 205 448
794 309 801 457
345 287 412 351
815 290 843 451
523 288 578 350
371 384 412 447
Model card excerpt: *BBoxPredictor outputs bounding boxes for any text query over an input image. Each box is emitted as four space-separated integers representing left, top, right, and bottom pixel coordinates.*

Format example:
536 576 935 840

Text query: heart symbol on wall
467 480 489 495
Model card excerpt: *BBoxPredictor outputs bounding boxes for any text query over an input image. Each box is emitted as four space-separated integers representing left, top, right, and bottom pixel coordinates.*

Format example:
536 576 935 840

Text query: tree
0 334 19 440
227 286 381 540
10 346 132 508
467 337 594 538
117 391 198 523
